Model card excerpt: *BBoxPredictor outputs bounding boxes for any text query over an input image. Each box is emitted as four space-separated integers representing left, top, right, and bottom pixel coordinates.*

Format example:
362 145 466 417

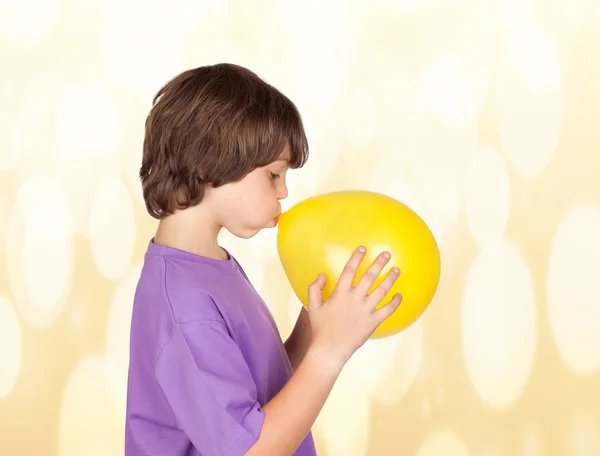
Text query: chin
225 226 261 239
238 230 260 239
225 218 275 239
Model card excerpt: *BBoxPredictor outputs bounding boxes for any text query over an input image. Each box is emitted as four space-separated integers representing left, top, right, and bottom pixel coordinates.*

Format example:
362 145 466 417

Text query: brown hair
139 63 309 219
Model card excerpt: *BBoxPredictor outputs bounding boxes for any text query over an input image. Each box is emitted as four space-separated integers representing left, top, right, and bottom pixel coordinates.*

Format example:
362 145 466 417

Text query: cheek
255 187 276 210
237 175 278 211
253 183 279 214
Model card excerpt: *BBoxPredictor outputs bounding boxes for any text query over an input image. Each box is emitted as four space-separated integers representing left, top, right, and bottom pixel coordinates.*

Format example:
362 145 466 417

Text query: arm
284 306 312 371
245 345 342 456
248 248 402 456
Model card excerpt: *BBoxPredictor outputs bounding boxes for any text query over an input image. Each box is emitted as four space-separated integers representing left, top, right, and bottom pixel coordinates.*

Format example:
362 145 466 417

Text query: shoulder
130 254 233 366
161 256 232 324
133 254 227 327
134 245 260 337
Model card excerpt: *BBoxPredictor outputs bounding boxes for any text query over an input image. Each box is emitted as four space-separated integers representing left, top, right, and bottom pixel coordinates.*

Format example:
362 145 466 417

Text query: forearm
245 345 343 456
284 307 312 371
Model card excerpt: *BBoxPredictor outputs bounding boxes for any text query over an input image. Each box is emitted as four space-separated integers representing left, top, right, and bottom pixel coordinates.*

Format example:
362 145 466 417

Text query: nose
277 180 288 200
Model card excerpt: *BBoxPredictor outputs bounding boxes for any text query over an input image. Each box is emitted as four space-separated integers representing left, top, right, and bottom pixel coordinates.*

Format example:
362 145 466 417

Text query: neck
153 207 228 261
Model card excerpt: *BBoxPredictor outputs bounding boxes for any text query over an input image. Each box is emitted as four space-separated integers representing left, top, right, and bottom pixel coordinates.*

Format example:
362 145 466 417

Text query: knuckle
363 271 377 282
375 285 390 298
343 264 355 275
386 273 399 286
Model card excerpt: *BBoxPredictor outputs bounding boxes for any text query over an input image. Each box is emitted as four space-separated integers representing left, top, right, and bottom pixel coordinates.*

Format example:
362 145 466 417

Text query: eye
270 172 280 180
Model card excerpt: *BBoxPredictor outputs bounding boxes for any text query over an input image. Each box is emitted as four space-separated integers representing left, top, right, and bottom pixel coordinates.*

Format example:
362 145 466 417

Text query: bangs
241 83 309 170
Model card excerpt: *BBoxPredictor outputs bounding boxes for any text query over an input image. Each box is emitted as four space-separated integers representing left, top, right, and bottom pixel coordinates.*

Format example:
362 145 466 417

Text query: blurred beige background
1 0 600 455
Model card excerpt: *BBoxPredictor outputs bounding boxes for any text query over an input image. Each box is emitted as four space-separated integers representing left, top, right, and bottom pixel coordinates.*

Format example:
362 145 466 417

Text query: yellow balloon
277 190 441 338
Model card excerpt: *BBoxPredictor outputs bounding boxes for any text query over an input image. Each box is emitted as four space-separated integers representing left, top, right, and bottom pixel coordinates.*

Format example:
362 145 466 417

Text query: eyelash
270 172 280 180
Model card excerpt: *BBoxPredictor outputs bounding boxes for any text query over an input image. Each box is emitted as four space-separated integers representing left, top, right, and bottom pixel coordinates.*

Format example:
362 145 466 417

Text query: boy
125 63 402 455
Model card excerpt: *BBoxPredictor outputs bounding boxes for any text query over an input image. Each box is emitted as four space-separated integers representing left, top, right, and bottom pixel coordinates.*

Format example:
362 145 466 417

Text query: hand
306 246 402 369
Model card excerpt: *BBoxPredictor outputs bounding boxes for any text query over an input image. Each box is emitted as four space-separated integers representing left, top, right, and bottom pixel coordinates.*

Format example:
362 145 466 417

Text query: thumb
307 273 326 310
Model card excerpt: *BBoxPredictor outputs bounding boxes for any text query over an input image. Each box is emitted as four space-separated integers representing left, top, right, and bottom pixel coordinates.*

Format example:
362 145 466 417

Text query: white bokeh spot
315 370 371 456
371 319 423 406
506 22 563 94
547 204 600 375
495 21 564 178
0 0 62 45
8 173 75 327
416 429 471 456
0 296 23 398
58 355 126 456
569 413 597 456
101 0 198 103
53 82 119 236
461 241 537 409
90 174 136 280
422 54 477 129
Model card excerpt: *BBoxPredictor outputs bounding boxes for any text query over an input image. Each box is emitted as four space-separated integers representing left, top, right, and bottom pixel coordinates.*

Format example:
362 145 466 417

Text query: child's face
208 146 291 239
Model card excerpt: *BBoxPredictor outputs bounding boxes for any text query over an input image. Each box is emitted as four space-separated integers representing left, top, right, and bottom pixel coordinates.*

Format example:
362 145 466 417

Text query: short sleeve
155 319 264 456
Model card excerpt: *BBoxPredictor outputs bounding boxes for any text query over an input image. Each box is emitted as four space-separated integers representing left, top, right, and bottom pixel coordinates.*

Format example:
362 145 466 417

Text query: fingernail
383 252 391 259
392 267 399 274
358 246 366 253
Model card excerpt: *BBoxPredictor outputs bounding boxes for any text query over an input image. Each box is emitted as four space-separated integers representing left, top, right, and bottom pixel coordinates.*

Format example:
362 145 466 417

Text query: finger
366 266 400 306
333 246 367 293
354 251 392 296
307 273 326 310
373 293 402 323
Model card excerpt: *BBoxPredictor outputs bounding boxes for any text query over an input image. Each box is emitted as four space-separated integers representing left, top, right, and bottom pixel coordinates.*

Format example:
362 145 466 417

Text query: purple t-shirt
125 239 317 455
